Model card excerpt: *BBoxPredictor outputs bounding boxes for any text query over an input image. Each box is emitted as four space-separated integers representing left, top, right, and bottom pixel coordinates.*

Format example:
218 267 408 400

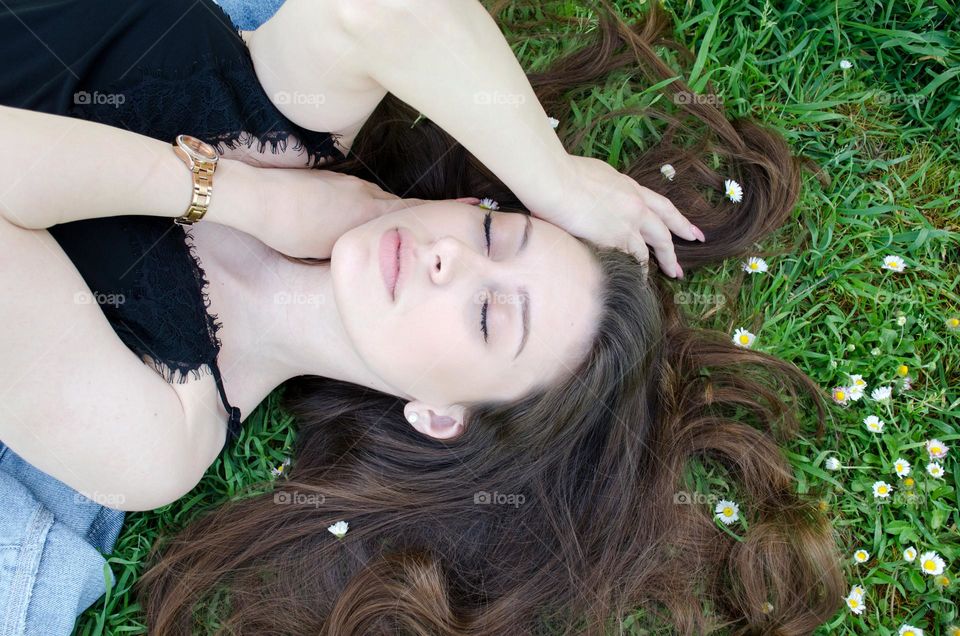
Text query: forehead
458 210 602 395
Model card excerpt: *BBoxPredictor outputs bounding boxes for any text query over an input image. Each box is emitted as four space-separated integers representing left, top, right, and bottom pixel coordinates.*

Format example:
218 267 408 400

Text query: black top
0 0 345 445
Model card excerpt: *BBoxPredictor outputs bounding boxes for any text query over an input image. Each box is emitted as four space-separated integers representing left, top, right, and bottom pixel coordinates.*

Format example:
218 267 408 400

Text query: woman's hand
534 154 705 278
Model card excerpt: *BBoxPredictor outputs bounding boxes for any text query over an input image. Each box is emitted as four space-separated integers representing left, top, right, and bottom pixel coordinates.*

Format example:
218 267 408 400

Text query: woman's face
331 201 604 407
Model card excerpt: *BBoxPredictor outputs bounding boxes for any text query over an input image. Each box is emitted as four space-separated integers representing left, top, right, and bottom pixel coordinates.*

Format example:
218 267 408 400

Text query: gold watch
171 134 219 225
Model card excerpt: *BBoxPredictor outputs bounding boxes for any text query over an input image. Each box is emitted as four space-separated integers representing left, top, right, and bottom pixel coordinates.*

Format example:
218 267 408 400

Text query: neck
194 227 404 417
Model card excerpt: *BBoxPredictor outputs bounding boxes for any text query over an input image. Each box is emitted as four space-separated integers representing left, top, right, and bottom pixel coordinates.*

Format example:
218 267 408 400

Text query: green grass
76 0 959 633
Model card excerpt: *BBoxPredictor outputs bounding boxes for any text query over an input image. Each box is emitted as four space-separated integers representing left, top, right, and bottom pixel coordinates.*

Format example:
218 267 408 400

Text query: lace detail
67 51 346 169
107 217 243 442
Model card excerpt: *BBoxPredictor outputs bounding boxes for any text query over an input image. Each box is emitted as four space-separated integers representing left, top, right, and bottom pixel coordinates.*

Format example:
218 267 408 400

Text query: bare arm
0 215 226 511
0 104 390 257
256 0 575 215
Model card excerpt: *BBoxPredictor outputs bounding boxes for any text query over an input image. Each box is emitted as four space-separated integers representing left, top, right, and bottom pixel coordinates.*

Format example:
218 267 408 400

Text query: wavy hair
139 1 844 633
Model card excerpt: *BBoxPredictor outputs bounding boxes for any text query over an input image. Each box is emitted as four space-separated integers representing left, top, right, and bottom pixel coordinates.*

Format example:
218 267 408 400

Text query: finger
635 185 704 242
625 233 650 268
454 197 482 205
638 215 682 278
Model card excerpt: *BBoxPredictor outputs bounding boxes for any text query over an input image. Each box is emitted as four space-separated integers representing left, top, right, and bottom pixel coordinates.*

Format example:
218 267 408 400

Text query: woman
0 0 845 634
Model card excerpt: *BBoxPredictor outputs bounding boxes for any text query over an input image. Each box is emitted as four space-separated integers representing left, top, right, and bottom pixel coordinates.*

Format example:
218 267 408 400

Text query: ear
403 402 466 440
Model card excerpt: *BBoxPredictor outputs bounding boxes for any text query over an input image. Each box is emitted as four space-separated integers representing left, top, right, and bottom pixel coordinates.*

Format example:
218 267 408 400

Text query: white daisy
900 375 913 391
872 480 893 498
896 315 908 326
831 386 850 405
847 384 865 401
270 457 291 478
840 59 853 69
547 116 560 129
660 163 676 181
864 415 884 433
919 550 945 576
848 374 868 390
845 589 865 614
893 458 911 477
925 438 948 460
724 178 743 203
742 257 768 274
947 317 960 331
825 456 841 471
881 255 906 272
327 520 349 539
871 385 893 401
853 548 870 563
850 584 865 596
926 462 945 478
761 601 773 613
899 625 924 636
732 328 755 348
478 197 499 211
903 546 917 562
714 499 740 525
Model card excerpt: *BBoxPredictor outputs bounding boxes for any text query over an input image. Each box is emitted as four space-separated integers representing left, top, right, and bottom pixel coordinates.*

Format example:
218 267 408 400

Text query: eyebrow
512 214 533 360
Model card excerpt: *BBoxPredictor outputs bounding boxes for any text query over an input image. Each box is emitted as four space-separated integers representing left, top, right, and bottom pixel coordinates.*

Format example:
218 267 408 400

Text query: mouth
379 227 403 301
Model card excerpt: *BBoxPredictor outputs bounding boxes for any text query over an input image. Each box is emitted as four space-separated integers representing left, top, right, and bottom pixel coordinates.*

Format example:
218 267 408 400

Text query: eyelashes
480 210 493 342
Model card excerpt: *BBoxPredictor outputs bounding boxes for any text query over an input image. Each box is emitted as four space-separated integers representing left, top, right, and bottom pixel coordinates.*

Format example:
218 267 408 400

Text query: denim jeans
0 443 125 635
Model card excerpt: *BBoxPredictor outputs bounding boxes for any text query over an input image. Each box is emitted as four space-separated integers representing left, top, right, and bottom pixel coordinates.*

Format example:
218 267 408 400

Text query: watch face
177 134 218 162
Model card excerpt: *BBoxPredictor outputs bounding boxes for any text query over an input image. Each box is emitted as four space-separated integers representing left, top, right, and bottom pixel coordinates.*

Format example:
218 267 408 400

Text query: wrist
201 158 261 236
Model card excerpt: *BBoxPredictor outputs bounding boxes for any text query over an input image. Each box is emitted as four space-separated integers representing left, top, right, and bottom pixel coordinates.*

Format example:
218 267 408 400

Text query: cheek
364 306 480 394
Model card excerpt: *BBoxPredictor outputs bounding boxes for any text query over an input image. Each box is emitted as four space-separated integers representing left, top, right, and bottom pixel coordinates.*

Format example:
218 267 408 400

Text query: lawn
75 0 959 633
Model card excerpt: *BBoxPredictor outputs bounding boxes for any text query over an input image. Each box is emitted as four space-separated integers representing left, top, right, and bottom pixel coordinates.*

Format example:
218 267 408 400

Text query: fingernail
691 224 706 242
676 263 684 279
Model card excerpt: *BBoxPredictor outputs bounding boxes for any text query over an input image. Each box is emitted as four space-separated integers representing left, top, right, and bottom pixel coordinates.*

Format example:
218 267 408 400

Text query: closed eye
480 210 493 342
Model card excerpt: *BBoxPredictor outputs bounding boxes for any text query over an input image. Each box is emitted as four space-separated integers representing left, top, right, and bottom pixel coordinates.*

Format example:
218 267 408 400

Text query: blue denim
212 0 286 30
0 443 125 635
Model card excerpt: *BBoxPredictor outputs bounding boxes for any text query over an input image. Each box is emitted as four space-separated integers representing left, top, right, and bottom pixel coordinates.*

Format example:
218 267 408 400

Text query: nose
426 235 486 287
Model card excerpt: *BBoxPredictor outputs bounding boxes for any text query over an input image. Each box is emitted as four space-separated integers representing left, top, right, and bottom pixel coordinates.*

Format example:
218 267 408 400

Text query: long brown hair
139 1 844 633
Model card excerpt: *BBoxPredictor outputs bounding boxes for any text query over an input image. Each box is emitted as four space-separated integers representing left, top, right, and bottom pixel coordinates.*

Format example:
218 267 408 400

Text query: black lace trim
111 217 243 443
67 50 347 169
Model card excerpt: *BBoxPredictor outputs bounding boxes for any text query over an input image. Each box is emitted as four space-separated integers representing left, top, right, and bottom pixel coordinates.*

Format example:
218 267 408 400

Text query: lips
379 228 401 301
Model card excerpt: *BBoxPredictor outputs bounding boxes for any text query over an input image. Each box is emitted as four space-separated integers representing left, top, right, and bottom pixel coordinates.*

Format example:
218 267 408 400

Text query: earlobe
404 402 466 439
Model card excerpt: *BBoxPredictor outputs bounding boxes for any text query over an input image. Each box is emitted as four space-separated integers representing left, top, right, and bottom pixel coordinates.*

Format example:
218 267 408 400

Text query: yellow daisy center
835 390 846 400
936 576 950 585
848 598 859 608
904 631 915 636
723 507 733 516
878 486 888 494
948 318 959 327
924 559 935 570
749 262 758 269
897 365 908 376
931 445 941 454
904 478 914 487
739 335 749 344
